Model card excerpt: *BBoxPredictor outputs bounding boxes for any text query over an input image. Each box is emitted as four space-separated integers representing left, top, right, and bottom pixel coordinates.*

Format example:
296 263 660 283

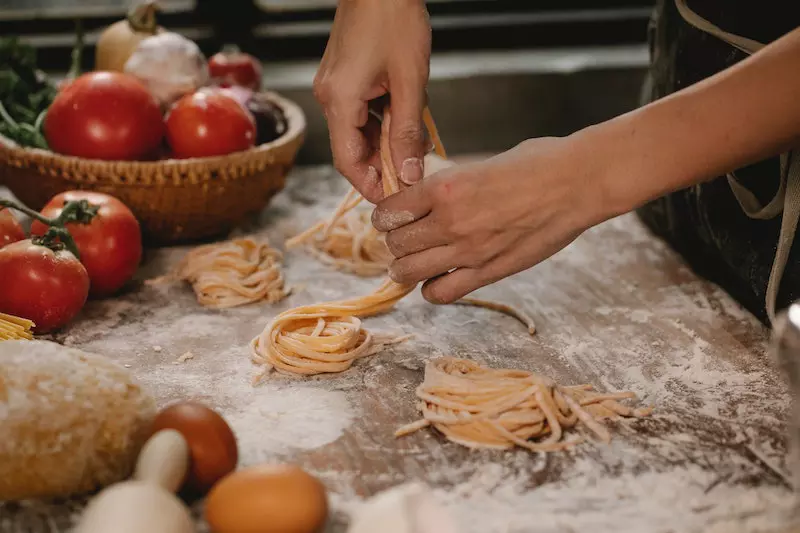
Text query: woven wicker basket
0 91 306 245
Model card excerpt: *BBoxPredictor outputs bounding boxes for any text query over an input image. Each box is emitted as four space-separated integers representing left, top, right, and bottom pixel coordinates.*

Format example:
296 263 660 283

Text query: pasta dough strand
250 279 414 379
457 297 536 335
284 106 421 277
395 357 651 451
177 238 288 309
250 108 425 379
286 189 392 277
251 106 535 380
0 313 34 341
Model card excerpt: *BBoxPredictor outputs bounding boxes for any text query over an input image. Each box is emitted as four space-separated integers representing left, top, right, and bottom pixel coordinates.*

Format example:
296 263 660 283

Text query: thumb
388 79 426 186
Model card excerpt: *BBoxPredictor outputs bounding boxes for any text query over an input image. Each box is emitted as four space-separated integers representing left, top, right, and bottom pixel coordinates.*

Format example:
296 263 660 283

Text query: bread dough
347 483 459 533
0 340 156 500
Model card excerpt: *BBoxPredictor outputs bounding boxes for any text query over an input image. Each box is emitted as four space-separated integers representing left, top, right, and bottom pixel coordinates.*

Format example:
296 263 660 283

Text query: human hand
372 136 620 303
314 0 431 203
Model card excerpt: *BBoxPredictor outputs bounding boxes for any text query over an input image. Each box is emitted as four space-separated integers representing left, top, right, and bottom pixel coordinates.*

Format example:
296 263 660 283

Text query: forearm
583 26 800 219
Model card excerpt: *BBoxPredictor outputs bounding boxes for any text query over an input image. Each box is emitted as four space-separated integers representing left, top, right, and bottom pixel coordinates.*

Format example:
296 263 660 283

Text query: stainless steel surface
255 0 481 11
0 0 194 19
253 8 652 38
772 304 800 492
22 26 213 48
264 46 649 164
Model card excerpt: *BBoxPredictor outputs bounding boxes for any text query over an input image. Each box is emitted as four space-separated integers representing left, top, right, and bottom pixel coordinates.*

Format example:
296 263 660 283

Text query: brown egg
204 464 328 533
150 402 238 494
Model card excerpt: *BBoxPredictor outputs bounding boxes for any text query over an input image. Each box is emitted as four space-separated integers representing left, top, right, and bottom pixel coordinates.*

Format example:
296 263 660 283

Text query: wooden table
0 164 797 533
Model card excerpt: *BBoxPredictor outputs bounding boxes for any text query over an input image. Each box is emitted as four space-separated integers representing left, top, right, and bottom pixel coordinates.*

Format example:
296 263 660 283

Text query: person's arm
374 27 800 305
314 0 431 203
590 26 800 219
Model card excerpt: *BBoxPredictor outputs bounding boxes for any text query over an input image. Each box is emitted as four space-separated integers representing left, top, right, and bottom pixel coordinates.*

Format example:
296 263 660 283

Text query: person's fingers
388 70 426 185
421 267 485 304
326 98 384 202
387 245 460 285
372 181 434 232
383 214 449 258
422 231 571 304
361 111 384 176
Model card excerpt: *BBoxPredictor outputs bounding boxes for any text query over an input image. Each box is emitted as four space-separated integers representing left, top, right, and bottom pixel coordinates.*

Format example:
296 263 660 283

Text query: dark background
1 0 653 71
0 0 656 161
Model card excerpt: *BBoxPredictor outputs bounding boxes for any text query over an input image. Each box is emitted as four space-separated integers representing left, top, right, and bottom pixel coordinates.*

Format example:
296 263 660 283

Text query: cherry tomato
44 71 165 161
165 91 256 159
31 192 142 297
0 240 89 332
208 46 262 91
0 208 25 248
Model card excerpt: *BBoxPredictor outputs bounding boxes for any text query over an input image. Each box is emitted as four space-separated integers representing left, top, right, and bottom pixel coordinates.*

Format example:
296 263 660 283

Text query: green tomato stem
0 198 54 225
0 198 88 259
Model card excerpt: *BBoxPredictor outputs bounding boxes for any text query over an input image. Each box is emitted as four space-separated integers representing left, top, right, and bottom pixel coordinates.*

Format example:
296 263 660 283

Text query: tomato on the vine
208 46 262 91
0 240 89 332
44 71 165 161
31 191 142 297
0 208 25 248
165 90 256 159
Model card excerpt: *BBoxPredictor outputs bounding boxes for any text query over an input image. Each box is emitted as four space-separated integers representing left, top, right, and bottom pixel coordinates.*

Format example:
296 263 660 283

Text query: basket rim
0 90 307 172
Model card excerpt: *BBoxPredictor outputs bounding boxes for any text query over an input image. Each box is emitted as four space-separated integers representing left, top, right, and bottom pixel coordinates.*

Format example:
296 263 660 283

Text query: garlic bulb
124 32 209 109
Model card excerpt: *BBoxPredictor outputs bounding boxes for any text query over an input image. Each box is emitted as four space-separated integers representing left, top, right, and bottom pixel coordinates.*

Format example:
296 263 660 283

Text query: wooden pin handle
133 429 190 493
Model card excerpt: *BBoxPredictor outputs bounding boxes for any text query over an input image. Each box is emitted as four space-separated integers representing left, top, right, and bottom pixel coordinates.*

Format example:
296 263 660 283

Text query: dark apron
637 0 800 324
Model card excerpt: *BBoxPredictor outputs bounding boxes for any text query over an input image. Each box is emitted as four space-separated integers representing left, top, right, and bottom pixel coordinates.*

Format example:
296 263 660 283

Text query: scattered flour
227 385 355 463
2 171 794 532
432 460 800 533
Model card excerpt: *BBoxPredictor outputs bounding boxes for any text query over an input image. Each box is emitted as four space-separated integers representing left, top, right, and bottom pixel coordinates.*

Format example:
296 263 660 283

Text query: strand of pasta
250 105 534 379
395 357 652 452
286 107 445 277
250 278 414 380
286 110 536 336
457 297 537 335
177 238 288 309
286 189 392 277
0 312 34 341
250 107 424 379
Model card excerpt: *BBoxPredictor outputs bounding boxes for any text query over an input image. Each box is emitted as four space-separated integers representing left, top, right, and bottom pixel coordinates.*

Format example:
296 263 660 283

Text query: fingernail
400 158 423 184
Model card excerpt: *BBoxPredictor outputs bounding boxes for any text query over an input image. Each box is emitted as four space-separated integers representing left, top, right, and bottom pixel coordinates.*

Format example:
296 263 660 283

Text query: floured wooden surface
1 164 798 533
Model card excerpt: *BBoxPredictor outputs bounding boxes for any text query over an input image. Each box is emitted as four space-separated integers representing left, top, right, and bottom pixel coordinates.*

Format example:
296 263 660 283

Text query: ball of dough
0 340 156 500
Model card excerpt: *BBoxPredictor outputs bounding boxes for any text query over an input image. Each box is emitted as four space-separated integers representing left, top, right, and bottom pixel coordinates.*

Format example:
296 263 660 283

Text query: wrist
567 98 709 224
564 122 643 225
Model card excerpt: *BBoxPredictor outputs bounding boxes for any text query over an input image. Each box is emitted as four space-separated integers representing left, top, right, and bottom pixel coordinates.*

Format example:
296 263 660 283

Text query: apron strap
674 0 796 322
674 0 765 54
766 153 800 323
727 156 788 220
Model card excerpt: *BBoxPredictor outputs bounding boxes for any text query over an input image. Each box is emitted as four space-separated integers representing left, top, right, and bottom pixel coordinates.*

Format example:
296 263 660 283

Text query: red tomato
165 91 256 159
208 47 262 91
31 192 142 297
0 240 89 332
0 208 25 248
44 71 165 161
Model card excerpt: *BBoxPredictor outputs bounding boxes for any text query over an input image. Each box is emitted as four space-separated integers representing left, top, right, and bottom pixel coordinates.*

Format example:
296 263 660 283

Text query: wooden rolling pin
75 430 194 533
